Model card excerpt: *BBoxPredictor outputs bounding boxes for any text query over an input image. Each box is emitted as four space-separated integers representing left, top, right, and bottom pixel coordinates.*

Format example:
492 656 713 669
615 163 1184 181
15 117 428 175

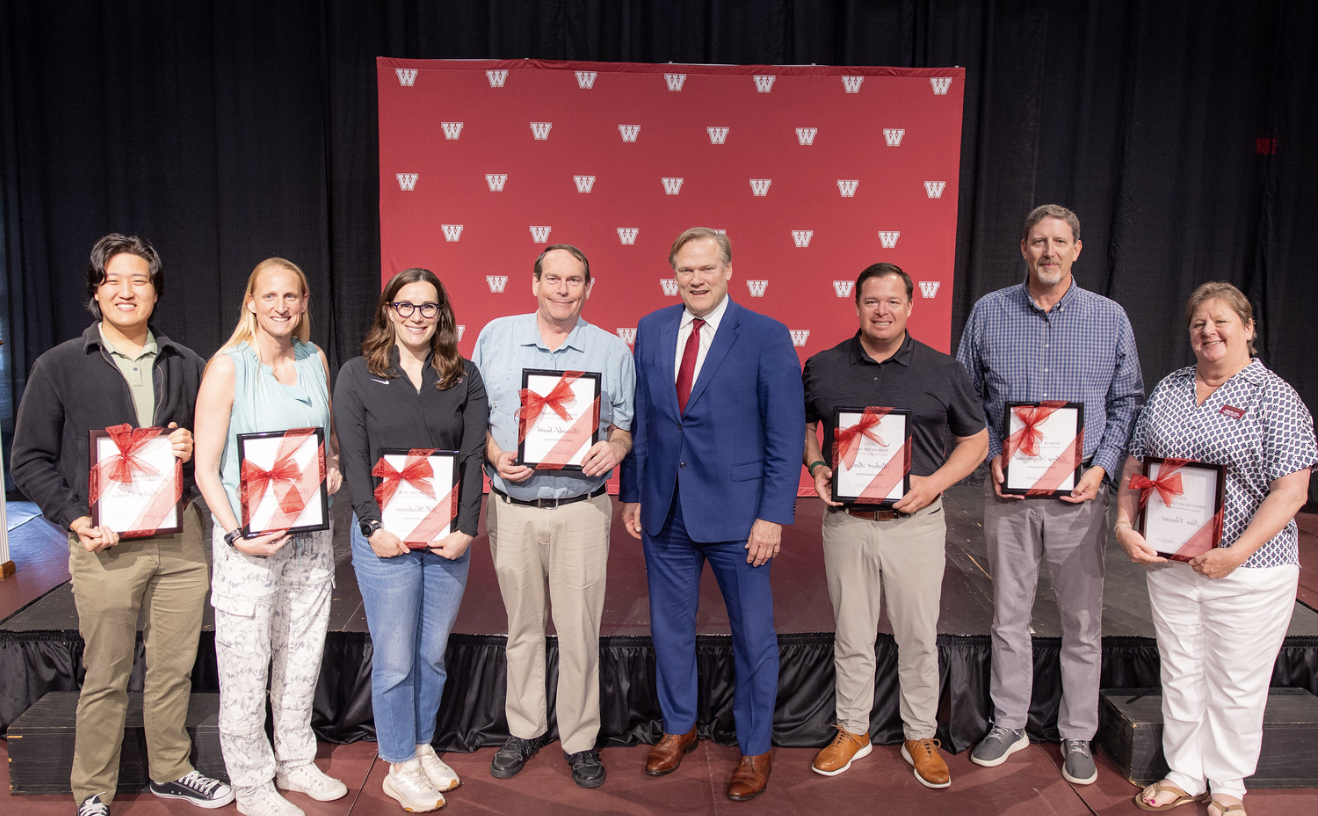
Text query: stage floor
6 485 1318 641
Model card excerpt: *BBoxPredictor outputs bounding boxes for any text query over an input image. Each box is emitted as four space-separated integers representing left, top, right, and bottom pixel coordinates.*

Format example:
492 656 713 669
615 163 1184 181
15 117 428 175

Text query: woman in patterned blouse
1113 282 1316 816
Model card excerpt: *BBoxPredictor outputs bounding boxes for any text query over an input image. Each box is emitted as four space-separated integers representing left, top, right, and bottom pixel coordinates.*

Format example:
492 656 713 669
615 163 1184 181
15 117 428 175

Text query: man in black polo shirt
802 263 987 788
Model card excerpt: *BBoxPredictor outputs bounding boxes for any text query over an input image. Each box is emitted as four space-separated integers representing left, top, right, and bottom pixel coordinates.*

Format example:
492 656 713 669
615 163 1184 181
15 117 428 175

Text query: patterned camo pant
210 524 333 798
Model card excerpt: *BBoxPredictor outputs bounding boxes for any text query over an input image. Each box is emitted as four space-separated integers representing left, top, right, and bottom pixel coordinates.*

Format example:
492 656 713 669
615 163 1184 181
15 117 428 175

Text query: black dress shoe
490 734 547 778
565 749 606 788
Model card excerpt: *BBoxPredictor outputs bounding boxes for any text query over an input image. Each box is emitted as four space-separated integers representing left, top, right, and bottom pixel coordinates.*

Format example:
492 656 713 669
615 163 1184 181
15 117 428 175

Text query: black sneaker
565 749 606 788
490 734 547 779
76 794 109 816
148 770 235 809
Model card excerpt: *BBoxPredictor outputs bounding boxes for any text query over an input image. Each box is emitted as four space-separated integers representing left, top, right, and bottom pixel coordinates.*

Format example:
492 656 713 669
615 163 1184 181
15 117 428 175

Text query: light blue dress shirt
472 312 636 500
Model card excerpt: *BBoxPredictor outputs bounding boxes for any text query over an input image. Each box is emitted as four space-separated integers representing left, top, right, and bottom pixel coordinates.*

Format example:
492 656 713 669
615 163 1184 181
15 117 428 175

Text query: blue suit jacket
620 298 805 542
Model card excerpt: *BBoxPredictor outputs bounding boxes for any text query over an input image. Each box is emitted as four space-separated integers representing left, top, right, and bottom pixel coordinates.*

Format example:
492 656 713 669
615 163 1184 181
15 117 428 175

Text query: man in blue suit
621 227 805 801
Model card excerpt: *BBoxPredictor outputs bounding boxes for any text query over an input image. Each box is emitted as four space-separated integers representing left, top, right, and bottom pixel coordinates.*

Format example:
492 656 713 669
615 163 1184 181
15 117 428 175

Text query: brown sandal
1208 799 1246 816
1134 780 1207 812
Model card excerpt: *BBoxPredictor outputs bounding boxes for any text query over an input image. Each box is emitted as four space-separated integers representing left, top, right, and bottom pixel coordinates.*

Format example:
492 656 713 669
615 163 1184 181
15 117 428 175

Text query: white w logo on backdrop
440 225 463 242
575 71 597 89
883 128 904 146
618 125 641 142
878 231 900 248
530 122 552 140
486 174 508 191
796 128 817 145
660 280 680 296
441 122 463 140
837 180 859 197
791 231 813 248
529 226 552 243
707 127 729 144
746 280 769 297
396 174 417 191
457 325 465 341
661 177 684 195
832 281 854 297
749 179 772 196
789 330 810 347
395 68 417 86
664 73 686 91
919 281 942 298
487 69 508 87
841 76 863 93
574 176 596 193
753 75 776 92
617 228 639 245
486 276 508 293
616 328 637 345
924 181 946 199
930 77 953 95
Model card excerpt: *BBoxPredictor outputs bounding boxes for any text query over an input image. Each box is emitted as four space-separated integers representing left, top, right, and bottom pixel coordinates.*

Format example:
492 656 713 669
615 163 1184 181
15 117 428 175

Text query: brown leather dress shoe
812 726 872 776
902 738 951 789
645 727 698 776
726 750 773 801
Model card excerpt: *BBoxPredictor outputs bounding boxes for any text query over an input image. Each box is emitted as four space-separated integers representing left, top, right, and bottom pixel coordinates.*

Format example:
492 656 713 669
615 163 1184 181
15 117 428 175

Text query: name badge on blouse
1219 405 1245 420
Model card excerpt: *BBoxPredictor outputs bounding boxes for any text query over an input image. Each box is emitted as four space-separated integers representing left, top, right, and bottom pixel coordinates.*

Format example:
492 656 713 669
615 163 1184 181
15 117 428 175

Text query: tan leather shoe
812 726 872 776
645 727 698 776
902 738 951 789
726 750 773 801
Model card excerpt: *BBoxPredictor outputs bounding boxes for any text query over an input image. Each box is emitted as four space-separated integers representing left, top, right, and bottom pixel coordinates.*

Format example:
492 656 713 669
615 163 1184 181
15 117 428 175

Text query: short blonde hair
669 227 731 268
216 258 312 356
1185 281 1256 356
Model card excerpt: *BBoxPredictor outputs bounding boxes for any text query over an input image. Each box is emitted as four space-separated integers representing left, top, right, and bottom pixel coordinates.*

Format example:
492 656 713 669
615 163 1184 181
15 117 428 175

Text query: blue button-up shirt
472 312 636 500
956 279 1145 479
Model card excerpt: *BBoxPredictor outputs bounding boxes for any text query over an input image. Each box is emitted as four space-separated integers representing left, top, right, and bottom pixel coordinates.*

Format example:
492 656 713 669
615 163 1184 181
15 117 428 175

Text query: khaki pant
487 492 609 754
823 499 945 740
67 501 208 806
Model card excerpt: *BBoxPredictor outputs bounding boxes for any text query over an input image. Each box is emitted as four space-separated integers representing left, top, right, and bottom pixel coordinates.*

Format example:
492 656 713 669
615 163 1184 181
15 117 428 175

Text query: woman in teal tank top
194 258 349 812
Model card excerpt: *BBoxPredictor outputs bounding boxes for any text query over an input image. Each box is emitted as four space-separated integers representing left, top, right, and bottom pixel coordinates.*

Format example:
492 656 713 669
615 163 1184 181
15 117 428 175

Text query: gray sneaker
1061 739 1097 784
970 724 1029 767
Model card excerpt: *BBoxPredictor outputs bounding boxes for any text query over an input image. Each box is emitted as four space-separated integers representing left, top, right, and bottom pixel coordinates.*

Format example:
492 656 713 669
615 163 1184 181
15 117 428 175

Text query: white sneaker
237 786 305 816
383 759 445 812
416 743 460 792
276 762 349 801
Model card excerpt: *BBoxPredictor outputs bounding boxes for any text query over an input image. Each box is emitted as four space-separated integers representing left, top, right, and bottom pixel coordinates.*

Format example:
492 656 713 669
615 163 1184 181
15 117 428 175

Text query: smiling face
96 252 158 335
532 248 591 325
673 237 732 317
856 273 912 348
388 280 440 354
247 266 308 341
1189 297 1254 370
1021 216 1082 288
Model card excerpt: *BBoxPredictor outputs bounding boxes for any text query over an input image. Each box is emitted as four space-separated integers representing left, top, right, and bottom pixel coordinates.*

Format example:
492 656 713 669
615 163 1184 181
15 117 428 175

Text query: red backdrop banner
377 58 965 494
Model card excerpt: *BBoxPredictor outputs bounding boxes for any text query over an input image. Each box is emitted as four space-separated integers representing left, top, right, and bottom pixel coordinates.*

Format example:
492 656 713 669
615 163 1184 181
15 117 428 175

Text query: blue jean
350 516 469 763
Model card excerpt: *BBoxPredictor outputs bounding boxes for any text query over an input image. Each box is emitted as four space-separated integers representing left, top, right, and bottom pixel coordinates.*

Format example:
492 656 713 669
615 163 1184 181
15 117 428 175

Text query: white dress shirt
673 294 730 385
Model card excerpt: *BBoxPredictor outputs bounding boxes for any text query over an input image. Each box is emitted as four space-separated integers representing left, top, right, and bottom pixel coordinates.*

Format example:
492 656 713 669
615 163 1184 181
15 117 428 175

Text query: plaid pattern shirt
956 279 1145 479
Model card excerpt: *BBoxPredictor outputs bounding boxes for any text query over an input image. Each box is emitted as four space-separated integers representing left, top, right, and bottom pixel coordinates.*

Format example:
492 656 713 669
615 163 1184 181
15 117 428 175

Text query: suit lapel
659 309 681 418
683 299 739 415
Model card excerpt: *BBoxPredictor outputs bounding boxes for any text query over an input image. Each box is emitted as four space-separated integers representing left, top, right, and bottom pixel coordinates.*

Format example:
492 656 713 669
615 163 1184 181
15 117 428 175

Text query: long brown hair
363 268 463 389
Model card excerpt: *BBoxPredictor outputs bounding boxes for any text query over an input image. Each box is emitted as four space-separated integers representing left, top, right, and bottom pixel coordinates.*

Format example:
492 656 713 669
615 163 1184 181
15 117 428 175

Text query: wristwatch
223 528 243 548
360 519 383 538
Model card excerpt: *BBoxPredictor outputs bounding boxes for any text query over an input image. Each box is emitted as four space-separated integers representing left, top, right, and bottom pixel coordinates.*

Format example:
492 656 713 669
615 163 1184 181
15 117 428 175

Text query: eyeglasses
390 301 440 319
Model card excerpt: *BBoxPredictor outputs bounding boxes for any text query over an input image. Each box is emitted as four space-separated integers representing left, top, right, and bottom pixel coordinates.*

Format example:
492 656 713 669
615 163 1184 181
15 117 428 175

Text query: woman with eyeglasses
333 268 488 812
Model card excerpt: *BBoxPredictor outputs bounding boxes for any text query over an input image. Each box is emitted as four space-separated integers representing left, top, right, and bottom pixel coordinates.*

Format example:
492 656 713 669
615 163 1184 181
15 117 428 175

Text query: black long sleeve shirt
332 349 488 536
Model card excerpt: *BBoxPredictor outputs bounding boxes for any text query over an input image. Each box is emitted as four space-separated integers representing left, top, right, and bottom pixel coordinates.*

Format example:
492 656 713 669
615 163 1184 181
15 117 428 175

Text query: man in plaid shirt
956 205 1144 785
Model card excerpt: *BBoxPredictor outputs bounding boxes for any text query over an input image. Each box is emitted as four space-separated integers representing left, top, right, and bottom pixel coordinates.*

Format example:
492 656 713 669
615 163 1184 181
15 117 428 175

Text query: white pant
1147 561 1299 799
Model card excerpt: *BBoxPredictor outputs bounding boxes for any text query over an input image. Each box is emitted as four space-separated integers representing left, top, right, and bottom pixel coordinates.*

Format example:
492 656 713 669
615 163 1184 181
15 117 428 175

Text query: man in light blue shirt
471 244 635 789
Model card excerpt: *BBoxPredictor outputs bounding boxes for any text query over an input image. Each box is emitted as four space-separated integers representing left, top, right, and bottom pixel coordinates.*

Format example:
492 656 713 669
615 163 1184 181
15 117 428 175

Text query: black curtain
3 0 1317 497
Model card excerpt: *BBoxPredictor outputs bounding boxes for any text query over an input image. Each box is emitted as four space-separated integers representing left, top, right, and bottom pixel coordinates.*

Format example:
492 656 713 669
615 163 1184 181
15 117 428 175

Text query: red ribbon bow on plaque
1129 459 1189 509
517 371 583 442
372 449 438 508
241 429 318 520
100 424 163 484
1005 403 1065 458
833 409 891 471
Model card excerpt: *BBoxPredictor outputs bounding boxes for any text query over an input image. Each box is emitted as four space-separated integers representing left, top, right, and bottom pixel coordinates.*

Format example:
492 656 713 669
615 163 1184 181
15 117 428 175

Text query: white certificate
1138 458 1224 560
831 408 911 506
376 449 458 547
89 428 182 538
1002 402 1084 496
238 428 328 536
517 369 601 470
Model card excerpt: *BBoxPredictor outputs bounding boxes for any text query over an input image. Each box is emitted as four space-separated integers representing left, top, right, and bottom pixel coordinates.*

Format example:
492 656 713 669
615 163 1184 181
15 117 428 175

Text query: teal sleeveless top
218 340 331 521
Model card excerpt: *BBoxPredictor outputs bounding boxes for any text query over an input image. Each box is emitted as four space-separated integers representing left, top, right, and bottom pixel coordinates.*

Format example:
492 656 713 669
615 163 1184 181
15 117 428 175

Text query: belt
492 484 608 509
832 505 903 522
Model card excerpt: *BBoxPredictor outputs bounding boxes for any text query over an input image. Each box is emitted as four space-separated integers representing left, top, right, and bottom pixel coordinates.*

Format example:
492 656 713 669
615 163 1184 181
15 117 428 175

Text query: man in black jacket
12 234 233 815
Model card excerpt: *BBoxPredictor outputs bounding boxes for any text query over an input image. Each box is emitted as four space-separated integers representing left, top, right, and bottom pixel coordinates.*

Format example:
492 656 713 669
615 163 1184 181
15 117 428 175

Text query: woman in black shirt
333 268 487 813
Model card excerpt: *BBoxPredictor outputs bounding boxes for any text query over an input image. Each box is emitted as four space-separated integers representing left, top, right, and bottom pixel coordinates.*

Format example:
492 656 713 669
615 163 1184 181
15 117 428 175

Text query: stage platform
3 485 1318 756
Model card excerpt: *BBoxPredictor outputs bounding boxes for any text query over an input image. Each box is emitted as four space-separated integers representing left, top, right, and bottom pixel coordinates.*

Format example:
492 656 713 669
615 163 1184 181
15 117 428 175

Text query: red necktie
675 318 705 414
